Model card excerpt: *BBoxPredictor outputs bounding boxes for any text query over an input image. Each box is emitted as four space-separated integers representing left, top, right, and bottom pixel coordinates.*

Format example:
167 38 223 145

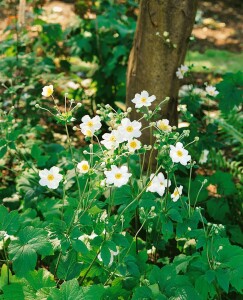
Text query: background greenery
0 0 242 299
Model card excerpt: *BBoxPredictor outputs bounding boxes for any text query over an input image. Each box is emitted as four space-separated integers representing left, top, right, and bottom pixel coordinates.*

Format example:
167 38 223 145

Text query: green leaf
31 144 41 160
216 269 229 293
167 208 183 223
113 185 133 205
9 226 53 276
56 250 82 280
0 145 7 158
132 286 153 299
100 244 111 266
206 198 230 222
1 283 25 300
0 205 19 235
209 171 236 196
48 279 83 300
216 72 243 112
24 269 56 291
0 264 19 288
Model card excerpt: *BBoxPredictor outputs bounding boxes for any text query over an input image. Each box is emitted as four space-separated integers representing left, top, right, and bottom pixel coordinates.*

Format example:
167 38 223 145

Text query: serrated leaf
9 226 53 276
48 279 83 300
216 269 229 293
210 171 236 196
216 72 243 112
0 205 19 235
56 250 82 280
0 145 7 158
2 283 25 300
100 245 111 266
24 269 56 291
132 286 153 299
167 208 183 223
31 144 41 160
113 185 132 205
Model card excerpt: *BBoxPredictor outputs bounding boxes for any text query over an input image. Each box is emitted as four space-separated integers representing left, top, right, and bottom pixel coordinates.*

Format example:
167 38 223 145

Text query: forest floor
0 0 242 54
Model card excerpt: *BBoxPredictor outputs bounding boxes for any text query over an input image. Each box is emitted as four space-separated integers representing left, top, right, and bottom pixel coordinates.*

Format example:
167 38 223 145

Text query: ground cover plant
0 78 243 299
0 0 243 299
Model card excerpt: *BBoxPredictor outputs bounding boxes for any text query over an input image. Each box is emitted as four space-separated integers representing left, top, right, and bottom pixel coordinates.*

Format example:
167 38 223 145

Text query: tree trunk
126 0 198 144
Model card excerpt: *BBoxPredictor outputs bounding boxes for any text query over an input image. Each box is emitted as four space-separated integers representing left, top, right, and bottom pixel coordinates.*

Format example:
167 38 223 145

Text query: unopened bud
163 31 169 37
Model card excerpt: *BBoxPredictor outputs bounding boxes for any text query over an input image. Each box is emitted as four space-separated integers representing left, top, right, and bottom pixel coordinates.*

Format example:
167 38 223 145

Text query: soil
191 0 243 53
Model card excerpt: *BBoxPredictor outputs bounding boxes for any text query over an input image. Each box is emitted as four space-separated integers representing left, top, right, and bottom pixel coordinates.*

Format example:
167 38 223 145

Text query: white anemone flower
176 65 189 79
78 231 97 250
205 85 219 97
98 247 119 266
127 139 141 153
131 90 156 108
80 115 102 137
169 142 191 165
117 118 142 141
77 160 90 174
146 172 171 197
104 165 132 187
42 85 53 97
199 149 209 164
171 185 183 202
39 166 63 189
101 130 123 150
156 119 172 132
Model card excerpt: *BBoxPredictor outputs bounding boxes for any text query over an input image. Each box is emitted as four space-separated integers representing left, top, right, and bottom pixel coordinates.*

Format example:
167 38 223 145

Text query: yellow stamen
126 126 134 133
87 121 94 127
129 141 137 148
158 122 168 131
110 136 116 142
47 174 54 181
141 97 147 103
177 150 183 157
115 173 122 179
82 164 89 171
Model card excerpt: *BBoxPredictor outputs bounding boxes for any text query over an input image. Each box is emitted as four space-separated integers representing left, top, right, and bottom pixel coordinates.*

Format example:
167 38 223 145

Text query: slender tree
126 0 198 144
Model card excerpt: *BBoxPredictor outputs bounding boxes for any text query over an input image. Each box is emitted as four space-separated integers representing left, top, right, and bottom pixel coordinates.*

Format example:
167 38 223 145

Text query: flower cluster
38 86 196 206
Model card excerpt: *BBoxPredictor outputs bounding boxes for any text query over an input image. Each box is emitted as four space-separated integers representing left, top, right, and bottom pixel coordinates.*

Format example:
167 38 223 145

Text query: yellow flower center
158 122 168 131
110 136 116 142
174 190 179 196
177 150 183 157
82 164 89 171
160 182 164 186
129 141 137 148
115 173 122 179
46 87 53 96
86 130 93 137
141 97 147 103
87 121 94 127
126 126 134 133
47 174 54 181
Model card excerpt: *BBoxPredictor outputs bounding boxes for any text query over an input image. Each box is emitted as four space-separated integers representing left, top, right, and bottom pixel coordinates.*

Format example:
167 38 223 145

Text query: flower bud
163 31 169 37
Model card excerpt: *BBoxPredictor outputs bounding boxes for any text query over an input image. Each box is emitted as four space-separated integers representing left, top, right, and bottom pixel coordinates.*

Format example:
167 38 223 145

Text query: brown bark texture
126 0 198 145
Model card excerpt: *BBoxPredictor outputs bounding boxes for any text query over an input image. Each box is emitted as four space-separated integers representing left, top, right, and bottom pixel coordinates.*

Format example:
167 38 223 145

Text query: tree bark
126 0 198 144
